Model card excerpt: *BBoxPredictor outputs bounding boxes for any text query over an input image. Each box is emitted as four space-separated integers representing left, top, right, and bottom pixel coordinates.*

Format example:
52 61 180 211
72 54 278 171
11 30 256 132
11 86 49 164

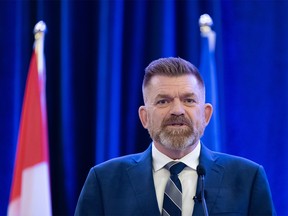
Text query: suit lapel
126 145 160 216
126 144 225 216
193 144 225 215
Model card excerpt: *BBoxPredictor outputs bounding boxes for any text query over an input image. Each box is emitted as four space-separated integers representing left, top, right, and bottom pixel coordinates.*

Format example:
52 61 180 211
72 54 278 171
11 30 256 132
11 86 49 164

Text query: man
75 57 276 215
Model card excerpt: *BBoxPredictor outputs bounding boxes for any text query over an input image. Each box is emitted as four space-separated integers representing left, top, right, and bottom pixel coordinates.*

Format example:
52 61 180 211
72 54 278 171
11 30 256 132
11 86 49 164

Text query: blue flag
199 15 221 151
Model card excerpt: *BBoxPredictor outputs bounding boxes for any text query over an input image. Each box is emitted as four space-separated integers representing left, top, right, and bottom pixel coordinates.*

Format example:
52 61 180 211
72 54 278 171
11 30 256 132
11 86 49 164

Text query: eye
157 99 169 104
155 99 170 107
183 98 196 106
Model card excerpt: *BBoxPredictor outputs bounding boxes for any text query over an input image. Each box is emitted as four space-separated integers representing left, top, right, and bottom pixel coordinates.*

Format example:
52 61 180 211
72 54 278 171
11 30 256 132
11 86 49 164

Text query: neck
154 141 199 160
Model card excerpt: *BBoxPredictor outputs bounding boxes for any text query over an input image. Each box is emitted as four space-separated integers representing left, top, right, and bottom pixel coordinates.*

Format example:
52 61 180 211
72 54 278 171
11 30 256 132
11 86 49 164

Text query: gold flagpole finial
33 21 47 75
199 14 213 34
34 21 47 40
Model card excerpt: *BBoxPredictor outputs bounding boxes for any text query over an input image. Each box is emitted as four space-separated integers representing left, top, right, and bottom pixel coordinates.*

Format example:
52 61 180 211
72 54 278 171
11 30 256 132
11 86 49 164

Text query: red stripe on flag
9 50 49 203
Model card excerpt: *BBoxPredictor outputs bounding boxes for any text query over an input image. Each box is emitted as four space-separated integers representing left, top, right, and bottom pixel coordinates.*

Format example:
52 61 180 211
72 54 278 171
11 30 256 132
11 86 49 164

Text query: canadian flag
7 21 52 216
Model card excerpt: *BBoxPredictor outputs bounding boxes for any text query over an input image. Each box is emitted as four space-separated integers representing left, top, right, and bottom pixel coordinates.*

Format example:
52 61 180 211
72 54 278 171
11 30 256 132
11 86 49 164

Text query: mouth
163 116 191 128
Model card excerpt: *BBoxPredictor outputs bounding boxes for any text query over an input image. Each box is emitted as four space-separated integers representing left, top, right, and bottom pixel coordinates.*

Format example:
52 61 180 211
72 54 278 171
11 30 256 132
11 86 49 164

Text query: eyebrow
155 94 172 99
180 93 197 98
155 93 197 99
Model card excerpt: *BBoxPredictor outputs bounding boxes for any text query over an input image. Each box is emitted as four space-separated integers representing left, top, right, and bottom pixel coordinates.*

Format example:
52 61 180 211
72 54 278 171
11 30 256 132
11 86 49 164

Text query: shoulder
90 145 152 174
201 144 262 173
95 152 144 169
201 145 270 187
215 151 260 168
85 147 152 185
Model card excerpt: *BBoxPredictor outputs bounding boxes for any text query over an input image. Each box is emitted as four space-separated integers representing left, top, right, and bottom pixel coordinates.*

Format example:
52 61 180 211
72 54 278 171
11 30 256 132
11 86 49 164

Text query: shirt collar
152 141 201 172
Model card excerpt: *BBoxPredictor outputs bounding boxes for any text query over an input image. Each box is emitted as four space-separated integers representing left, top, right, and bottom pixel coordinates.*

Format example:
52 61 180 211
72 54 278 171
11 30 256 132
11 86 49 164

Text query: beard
148 115 206 150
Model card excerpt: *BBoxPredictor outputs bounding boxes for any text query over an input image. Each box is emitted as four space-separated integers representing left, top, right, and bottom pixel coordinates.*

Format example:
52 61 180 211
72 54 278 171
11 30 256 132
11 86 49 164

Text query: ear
138 106 148 129
204 103 213 125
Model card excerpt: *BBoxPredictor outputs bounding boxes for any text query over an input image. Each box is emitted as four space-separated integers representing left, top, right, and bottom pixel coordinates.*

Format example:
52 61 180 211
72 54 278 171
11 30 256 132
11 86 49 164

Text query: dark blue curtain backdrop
1 0 287 215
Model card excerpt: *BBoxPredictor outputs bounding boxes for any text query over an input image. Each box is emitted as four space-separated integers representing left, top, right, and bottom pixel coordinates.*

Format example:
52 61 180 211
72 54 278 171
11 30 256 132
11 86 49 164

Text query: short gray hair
142 57 205 90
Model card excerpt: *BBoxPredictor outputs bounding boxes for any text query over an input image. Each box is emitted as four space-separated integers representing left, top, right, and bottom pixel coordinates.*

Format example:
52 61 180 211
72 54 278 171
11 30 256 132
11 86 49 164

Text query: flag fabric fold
8 21 52 216
199 15 221 151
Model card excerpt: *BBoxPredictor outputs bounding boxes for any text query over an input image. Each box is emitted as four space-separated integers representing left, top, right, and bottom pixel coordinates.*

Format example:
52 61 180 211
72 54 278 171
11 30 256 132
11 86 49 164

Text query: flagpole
8 20 51 216
34 21 48 126
198 14 221 151
34 21 46 76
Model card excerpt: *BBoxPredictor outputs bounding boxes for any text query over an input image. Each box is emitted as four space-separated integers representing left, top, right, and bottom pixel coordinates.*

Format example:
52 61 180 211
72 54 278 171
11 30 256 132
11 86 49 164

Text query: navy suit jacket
75 144 276 215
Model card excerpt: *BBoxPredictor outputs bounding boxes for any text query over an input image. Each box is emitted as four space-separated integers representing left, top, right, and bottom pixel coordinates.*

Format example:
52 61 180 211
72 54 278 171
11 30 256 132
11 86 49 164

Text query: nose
169 99 185 116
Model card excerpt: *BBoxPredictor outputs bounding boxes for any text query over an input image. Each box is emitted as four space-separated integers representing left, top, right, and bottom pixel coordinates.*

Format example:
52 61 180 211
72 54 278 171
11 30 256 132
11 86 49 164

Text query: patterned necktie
162 161 186 216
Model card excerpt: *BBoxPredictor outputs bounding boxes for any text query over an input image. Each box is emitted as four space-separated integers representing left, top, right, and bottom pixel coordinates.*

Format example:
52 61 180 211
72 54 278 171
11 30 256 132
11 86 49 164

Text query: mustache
162 115 192 127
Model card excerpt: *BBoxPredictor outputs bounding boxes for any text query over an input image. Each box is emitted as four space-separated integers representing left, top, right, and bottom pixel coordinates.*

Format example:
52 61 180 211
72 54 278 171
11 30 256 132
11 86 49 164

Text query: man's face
139 74 212 151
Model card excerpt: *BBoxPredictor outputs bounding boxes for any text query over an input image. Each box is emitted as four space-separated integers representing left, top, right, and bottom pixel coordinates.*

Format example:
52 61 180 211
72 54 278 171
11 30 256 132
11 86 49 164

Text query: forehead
148 75 199 90
144 74 203 99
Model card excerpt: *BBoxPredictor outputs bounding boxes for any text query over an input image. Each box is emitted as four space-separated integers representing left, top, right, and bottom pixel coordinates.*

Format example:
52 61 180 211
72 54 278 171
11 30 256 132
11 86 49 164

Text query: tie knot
166 161 186 176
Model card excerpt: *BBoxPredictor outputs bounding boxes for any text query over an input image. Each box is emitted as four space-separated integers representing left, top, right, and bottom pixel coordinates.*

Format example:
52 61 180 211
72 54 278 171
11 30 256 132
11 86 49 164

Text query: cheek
148 111 165 126
187 108 205 122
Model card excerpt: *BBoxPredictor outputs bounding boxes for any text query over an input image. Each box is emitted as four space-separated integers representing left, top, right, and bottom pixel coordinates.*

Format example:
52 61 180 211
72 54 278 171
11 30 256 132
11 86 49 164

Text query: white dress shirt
152 141 200 216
